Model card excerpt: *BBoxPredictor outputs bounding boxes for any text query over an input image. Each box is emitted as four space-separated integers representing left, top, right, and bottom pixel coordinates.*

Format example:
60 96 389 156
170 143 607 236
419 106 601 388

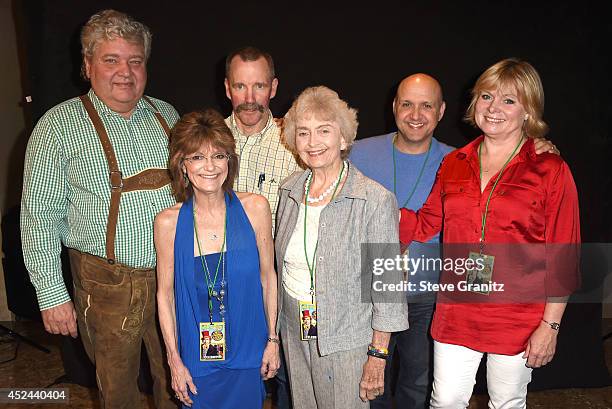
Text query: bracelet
267 337 281 344
367 349 388 360
368 344 389 355
541 319 560 331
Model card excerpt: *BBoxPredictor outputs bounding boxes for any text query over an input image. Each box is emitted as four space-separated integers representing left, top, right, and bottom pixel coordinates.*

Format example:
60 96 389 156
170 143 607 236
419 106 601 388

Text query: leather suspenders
79 94 172 264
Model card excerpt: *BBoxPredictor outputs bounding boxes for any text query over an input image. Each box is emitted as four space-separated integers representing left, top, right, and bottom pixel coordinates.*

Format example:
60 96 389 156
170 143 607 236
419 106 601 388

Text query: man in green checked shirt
21 10 178 409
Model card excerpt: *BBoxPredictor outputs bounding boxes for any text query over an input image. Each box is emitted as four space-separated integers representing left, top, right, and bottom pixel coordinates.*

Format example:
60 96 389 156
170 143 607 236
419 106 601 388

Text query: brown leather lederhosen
71 95 176 409
78 94 171 264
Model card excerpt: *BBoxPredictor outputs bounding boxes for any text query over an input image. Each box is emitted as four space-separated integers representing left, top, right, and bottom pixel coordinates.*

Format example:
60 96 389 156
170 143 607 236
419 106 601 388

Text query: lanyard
478 136 523 248
392 134 432 209
193 197 227 323
303 161 346 303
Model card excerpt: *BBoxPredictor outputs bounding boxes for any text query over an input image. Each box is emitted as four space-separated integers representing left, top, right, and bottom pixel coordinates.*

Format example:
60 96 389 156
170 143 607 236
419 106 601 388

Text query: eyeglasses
183 153 231 165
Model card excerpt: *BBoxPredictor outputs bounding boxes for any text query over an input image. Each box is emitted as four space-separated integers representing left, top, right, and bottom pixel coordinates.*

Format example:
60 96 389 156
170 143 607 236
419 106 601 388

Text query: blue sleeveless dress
174 192 268 409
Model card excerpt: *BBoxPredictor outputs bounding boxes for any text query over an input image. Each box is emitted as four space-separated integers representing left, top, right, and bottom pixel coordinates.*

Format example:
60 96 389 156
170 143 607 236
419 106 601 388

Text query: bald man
351 74 559 409
350 74 452 409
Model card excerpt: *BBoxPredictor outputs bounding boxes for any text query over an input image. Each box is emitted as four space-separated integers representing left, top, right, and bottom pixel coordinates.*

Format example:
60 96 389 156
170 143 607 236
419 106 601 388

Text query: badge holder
299 299 317 341
299 162 345 342
466 250 495 295
194 197 228 360
200 322 226 361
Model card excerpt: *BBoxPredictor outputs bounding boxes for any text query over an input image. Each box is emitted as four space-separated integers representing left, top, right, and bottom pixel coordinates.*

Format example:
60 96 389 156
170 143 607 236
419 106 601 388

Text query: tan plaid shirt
226 112 300 230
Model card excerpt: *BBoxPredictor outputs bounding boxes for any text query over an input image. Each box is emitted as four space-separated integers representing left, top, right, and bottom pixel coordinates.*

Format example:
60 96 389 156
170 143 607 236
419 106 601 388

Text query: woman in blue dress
155 108 280 408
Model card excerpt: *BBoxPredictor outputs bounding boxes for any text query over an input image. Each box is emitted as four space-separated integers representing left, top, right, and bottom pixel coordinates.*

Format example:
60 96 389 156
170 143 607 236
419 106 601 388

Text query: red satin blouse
399 136 580 354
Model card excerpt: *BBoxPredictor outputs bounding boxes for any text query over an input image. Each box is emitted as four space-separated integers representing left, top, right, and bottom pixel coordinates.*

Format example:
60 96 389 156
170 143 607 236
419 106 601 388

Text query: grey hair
81 9 152 78
283 86 358 160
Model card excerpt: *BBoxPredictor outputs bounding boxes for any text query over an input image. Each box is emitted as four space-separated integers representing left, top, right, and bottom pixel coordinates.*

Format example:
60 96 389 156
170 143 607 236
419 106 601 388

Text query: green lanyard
193 199 227 323
478 136 524 248
303 161 346 302
392 134 432 209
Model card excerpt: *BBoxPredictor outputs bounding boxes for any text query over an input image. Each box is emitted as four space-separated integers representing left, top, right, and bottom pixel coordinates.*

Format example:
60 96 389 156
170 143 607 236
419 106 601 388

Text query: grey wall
0 0 26 320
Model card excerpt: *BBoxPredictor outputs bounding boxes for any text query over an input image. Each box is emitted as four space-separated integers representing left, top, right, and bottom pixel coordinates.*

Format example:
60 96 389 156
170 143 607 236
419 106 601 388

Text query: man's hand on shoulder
41 301 78 338
534 138 560 155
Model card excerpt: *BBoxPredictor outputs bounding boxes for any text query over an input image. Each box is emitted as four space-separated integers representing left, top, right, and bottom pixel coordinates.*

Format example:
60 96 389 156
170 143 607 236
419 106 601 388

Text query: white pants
430 341 532 409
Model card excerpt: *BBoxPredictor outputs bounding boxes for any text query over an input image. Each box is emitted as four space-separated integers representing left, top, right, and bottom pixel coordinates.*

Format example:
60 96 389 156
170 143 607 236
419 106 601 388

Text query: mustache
236 103 265 113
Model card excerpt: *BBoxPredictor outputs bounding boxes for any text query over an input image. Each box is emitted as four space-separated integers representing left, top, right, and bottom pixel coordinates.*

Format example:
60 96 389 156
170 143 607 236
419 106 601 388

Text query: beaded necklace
304 161 347 204
193 197 227 324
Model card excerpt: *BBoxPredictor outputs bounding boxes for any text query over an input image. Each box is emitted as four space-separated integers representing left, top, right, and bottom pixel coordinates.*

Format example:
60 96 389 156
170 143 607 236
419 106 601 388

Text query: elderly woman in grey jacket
275 86 408 409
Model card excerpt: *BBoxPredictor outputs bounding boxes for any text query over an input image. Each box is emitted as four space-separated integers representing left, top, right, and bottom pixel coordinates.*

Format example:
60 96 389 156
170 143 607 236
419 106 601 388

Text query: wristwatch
542 318 560 331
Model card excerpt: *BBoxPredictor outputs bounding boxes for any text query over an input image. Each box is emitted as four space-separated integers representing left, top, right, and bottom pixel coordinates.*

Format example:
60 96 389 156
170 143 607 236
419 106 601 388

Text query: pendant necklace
193 198 228 324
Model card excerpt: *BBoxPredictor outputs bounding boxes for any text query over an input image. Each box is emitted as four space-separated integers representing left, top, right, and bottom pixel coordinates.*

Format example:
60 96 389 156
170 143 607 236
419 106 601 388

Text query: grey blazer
275 162 408 356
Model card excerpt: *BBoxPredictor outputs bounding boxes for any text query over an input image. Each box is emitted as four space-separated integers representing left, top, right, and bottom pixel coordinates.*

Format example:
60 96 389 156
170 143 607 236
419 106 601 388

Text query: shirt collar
228 110 275 140
391 133 440 156
456 135 536 163
83 88 154 118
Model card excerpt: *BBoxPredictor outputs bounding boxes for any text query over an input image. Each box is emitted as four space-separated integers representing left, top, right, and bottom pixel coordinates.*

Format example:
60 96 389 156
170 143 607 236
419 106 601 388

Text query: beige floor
0 320 610 408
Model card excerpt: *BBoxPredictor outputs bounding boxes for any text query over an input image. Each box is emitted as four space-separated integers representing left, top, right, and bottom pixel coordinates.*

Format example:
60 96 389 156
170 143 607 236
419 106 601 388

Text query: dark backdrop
8 0 611 391
16 0 611 242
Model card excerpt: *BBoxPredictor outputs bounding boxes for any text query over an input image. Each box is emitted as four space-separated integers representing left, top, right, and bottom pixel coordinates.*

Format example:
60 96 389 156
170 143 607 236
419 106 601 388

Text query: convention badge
298 300 318 341
465 251 495 295
199 321 226 361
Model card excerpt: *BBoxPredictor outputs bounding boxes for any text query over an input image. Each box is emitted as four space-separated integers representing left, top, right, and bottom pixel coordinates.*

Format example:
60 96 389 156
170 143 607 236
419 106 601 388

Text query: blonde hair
465 58 548 138
283 86 358 159
81 9 152 78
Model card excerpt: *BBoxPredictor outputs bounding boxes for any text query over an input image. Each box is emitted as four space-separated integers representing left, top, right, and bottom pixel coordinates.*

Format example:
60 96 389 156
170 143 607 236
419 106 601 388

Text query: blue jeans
371 301 435 409
273 341 292 409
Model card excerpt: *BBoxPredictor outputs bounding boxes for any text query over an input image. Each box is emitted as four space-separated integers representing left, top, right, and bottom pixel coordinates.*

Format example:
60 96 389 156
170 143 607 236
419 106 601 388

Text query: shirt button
320 223 326 228
318 256 324 261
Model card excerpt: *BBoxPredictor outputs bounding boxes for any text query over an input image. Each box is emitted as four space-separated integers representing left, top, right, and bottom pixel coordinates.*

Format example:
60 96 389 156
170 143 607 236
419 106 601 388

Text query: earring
183 172 190 186
524 114 529 121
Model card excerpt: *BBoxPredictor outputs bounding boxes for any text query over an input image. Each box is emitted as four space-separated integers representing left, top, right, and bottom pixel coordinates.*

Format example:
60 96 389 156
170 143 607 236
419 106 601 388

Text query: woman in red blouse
399 58 580 408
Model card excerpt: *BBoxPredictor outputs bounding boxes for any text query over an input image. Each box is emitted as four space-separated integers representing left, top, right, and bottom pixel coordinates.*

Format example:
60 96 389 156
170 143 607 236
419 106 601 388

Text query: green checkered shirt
225 112 300 231
21 89 180 310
